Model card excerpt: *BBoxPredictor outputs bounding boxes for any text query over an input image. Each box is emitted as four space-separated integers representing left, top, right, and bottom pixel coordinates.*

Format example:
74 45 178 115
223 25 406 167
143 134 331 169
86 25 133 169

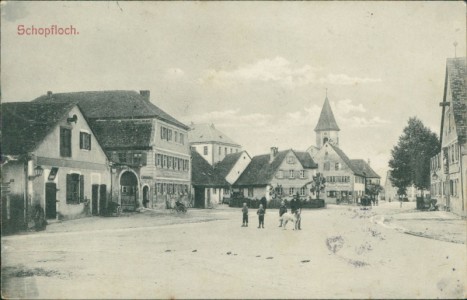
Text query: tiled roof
191 149 229 187
33 90 189 130
214 151 244 178
233 149 315 187
350 159 380 178
1 102 76 155
445 57 467 144
188 123 240 146
314 97 340 132
90 120 153 150
328 144 365 177
294 151 318 168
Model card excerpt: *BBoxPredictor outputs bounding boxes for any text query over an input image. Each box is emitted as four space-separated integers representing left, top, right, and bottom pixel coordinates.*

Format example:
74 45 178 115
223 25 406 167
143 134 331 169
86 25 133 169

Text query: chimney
270 147 278 163
139 90 150 102
47 91 53 98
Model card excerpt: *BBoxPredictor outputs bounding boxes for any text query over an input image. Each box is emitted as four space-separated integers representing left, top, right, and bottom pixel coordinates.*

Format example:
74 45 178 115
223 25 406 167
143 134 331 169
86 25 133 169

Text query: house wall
191 142 241 165
313 144 356 204
151 119 191 208
1 162 28 232
3 107 111 224
206 187 224 207
225 152 251 185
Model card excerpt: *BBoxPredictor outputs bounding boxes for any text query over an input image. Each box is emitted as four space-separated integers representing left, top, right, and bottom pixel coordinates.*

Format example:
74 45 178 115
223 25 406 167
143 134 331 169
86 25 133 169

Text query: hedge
229 197 325 209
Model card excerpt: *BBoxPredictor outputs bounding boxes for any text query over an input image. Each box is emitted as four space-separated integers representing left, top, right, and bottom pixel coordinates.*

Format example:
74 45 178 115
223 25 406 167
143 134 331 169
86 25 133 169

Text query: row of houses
1 89 381 233
430 57 467 217
188 95 381 206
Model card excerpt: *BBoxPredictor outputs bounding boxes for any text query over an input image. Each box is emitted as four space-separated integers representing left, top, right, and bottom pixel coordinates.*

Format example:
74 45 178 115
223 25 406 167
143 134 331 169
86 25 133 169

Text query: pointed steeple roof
314 97 340 132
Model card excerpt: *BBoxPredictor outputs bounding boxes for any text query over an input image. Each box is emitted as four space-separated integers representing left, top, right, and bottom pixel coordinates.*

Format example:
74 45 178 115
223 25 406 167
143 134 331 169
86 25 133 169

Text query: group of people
241 194 302 230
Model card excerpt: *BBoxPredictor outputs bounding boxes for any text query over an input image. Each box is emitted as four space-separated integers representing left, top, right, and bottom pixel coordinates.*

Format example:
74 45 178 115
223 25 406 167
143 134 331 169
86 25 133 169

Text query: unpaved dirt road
2 203 465 299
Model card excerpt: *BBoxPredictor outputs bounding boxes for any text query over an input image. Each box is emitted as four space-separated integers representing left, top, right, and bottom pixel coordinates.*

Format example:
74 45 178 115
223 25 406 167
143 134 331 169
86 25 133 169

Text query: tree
388 117 440 196
304 172 326 200
366 183 383 202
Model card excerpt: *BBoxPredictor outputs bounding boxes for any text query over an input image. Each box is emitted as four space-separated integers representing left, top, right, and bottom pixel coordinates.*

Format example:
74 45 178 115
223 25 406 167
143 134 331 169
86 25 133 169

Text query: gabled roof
214 151 246 178
350 159 380 179
294 151 318 168
33 90 189 130
90 120 153 150
188 123 240 146
234 149 316 187
314 97 340 132
443 57 467 144
327 143 365 177
191 150 229 187
1 102 76 155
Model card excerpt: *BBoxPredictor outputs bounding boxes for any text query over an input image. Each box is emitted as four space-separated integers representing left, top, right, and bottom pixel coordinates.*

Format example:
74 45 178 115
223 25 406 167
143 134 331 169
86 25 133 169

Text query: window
230 148 233 154
66 173 83 204
156 183 162 195
224 188 230 195
174 158 178 170
300 187 306 196
213 188 217 195
289 187 295 196
118 152 127 163
277 170 283 179
300 170 305 179
275 186 283 196
180 133 184 145
248 188 253 197
168 156 173 169
162 155 167 168
335 163 340 170
324 162 330 171
289 170 295 179
178 158 182 171
287 156 295 164
168 129 172 141
133 153 142 165
156 154 161 167
161 127 167 140
174 131 178 142
79 132 91 150
162 183 167 194
204 146 208 155
60 127 72 157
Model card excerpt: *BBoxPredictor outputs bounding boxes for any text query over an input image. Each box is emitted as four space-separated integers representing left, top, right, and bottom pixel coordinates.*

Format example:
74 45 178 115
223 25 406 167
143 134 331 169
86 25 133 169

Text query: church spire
314 96 340 132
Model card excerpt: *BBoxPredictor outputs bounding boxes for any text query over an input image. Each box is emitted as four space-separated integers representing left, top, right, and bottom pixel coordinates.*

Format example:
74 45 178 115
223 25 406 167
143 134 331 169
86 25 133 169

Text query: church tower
314 95 340 149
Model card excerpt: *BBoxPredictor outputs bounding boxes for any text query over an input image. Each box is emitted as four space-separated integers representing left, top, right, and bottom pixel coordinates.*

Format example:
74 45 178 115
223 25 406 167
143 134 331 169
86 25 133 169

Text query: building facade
430 57 466 216
233 148 317 202
189 123 242 165
1 102 111 232
33 90 190 211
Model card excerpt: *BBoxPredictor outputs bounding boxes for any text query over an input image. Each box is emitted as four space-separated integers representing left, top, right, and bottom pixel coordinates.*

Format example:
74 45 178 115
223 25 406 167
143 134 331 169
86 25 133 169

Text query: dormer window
287 156 295 164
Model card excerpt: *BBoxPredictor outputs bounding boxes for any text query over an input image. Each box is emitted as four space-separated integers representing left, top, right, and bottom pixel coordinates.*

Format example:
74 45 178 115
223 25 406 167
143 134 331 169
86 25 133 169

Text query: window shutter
80 175 84 203
66 174 72 203
141 152 147 166
79 132 83 149
88 134 91 150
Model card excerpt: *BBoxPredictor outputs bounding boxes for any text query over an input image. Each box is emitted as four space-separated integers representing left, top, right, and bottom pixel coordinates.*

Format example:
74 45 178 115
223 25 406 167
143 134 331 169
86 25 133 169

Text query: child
257 204 265 228
241 202 248 227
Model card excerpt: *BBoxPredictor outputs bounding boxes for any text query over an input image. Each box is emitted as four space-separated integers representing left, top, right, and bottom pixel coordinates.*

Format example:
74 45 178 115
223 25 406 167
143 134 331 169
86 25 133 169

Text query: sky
1 1 466 183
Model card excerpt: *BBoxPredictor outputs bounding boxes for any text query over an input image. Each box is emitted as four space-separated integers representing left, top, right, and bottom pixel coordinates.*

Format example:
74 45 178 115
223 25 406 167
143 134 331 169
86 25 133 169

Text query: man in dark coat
290 193 302 230
260 196 267 213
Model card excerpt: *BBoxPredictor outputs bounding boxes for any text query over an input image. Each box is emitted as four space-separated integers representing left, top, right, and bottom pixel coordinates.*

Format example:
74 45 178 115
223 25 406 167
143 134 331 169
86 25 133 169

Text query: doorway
120 171 138 211
92 185 99 216
143 186 149 208
194 187 205 208
45 183 57 219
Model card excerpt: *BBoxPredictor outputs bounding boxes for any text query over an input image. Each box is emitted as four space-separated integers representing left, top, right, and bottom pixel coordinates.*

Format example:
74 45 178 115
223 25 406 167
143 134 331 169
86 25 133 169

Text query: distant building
307 95 381 204
189 123 242 165
191 149 229 208
233 148 317 201
430 57 466 216
1 102 111 232
33 90 191 211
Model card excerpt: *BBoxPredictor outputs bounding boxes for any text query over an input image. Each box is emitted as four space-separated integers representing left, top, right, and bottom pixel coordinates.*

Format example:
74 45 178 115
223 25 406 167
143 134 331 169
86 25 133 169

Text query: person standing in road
257 204 265 228
291 193 302 230
260 196 267 213
241 202 248 227
278 201 287 227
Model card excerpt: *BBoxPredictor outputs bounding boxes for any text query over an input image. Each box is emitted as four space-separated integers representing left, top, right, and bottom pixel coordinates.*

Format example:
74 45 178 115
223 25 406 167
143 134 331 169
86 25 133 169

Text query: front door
92 185 99 216
120 171 138 211
45 183 57 219
99 185 107 215
143 186 149 208
194 187 205 208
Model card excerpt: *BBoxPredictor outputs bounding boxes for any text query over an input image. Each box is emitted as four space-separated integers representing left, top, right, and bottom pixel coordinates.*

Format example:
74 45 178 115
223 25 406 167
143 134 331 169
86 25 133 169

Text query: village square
1 1 466 299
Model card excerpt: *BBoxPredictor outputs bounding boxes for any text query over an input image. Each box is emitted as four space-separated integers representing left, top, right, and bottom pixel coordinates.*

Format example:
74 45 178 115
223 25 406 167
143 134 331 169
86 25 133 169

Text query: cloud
319 73 382 85
1 2 29 22
199 57 317 88
330 99 389 128
334 98 367 114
